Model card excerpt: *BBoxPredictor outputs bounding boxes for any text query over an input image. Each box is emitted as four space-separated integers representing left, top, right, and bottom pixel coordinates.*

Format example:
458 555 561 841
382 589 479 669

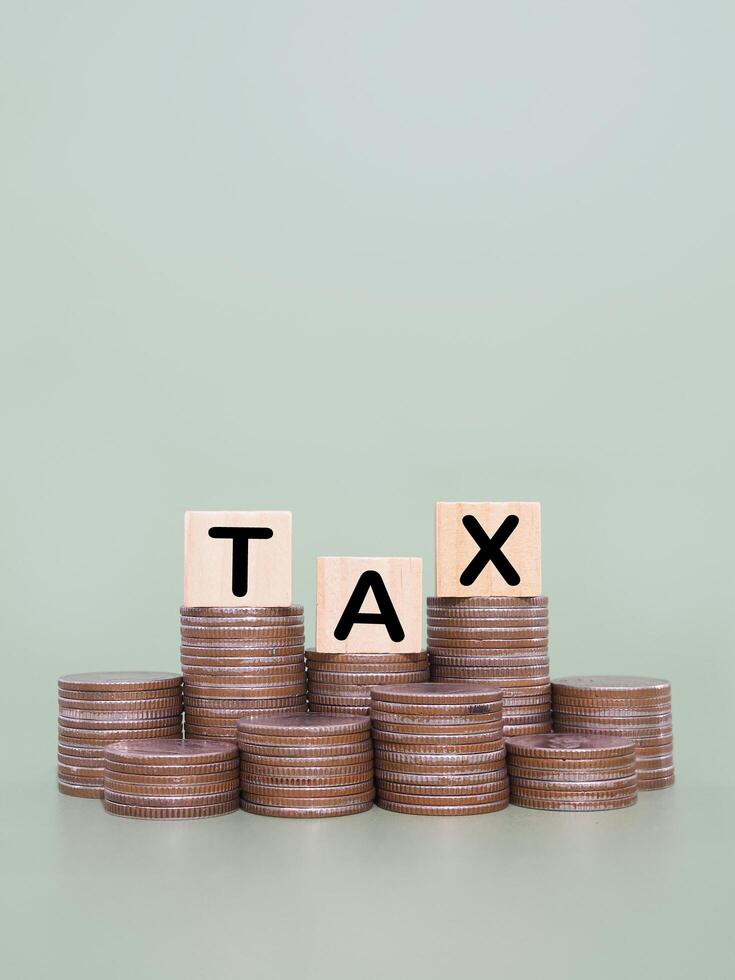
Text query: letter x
459 514 521 586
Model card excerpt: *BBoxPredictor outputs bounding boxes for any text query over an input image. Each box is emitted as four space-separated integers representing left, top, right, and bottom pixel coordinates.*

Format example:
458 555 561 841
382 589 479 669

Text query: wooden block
184 511 292 607
316 557 423 654
435 502 541 597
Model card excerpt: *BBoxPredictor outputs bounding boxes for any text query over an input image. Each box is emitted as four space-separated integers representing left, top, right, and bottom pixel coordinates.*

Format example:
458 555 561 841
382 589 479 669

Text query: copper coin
427 596 548 608
308 703 371 715
505 734 636 759
57 769 105 785
59 727 183 745
428 638 549 651
241 764 373 780
104 799 239 818
58 715 183 731
378 769 507 788
370 713 503 732
181 605 303 616
636 744 674 759
368 701 502 717
307 670 430 685
180 626 305 640
181 642 304 654
308 683 406 696
377 799 508 815
242 750 373 768
181 614 303 626
185 703 306 721
58 762 105 778
305 660 429 674
427 617 548 629
58 753 104 769
105 788 240 807
510 796 636 811
105 779 239 797
58 672 182 692
307 693 372 706
240 800 372 818
58 687 182 703
372 720 503 736
430 654 549 668
105 737 237 765
237 713 370 736
427 626 548 639
379 788 509 807
371 683 502 705
105 769 239 786
376 760 505 776
185 696 307 710
552 706 672 720
104 760 239 777
58 781 103 798
430 673 550 691
503 723 553 736
510 772 638 791
181 655 305 667
57 739 106 755
502 713 551 727
182 663 306 677
431 666 549 680
238 738 372 758
244 776 374 794
507 753 634 770
244 787 375 805
507 766 635 783
305 648 427 664
638 774 675 790
58 695 182 710
373 728 501 747
508 783 639 801
551 676 671 698
59 709 182 724
183 685 307 700
551 722 673 737
551 694 671 708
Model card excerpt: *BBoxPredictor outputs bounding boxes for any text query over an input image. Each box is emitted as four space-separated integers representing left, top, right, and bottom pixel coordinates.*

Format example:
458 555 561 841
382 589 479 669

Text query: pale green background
1 2 733 978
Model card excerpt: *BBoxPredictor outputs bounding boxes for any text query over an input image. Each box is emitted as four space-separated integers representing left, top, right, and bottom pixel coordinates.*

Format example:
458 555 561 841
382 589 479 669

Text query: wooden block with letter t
435 502 541 597
184 510 292 607
316 557 423 654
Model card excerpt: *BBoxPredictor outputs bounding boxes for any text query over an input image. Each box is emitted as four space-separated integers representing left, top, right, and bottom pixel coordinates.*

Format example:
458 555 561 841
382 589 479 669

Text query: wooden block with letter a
316 557 423 654
435 501 541 597
184 510 292 607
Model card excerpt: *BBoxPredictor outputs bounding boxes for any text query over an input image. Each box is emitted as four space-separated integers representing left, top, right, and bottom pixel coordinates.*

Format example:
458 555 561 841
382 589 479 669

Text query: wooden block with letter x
316 557 423 654
184 510 292 607
435 502 541 597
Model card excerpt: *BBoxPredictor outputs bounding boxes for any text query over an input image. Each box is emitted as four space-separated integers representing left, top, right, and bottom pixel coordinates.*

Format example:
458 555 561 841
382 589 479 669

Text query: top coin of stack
306 648 430 715
427 597 551 737
103 737 240 819
506 733 638 811
180 606 307 740
238 713 375 818
58 671 183 798
551 676 674 790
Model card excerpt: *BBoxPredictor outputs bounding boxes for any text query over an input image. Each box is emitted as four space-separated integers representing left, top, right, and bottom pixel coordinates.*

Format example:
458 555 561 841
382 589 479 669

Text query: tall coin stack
370 683 509 816
103 738 239 819
306 648 430 715
57 672 183 798
180 606 307 740
506 734 638 811
238 714 374 817
427 597 552 736
551 676 674 790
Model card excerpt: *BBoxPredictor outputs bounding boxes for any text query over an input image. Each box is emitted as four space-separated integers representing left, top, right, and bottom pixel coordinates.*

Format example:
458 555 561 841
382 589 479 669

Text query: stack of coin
180 606 307 740
58 672 183 799
306 648 430 715
103 738 239 819
506 733 638 810
427 597 551 736
237 713 374 818
370 683 509 815
551 676 674 790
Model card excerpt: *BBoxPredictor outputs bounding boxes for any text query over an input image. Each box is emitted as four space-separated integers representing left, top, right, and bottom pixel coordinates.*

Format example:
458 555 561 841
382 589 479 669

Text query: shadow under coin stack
427 597 551 737
551 676 674 790
306 648 430 715
180 606 307 740
506 733 638 811
57 672 183 799
370 683 509 816
238 714 374 817
103 738 239 819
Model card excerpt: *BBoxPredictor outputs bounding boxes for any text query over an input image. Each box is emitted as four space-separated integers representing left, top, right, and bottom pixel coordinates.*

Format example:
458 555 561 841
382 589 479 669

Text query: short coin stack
370 682 509 815
427 597 551 736
180 606 307 740
57 672 183 798
238 714 374 817
506 734 638 811
103 738 239 818
551 676 674 790
306 648 429 715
